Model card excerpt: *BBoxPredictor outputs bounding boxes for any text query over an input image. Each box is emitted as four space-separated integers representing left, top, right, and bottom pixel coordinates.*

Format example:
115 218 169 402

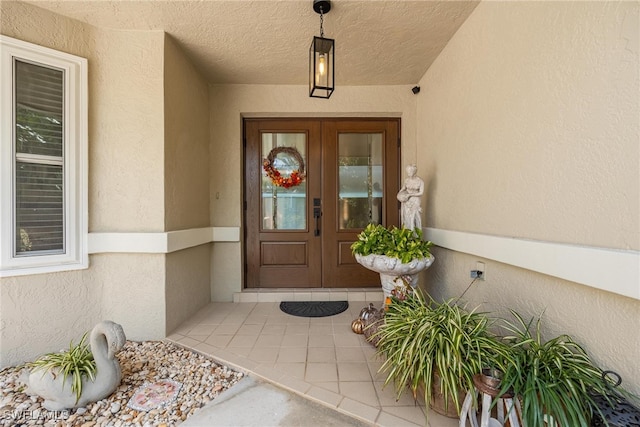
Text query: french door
244 118 400 288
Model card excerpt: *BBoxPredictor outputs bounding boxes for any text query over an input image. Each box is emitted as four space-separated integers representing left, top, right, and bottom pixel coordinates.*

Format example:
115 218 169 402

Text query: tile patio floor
167 292 459 427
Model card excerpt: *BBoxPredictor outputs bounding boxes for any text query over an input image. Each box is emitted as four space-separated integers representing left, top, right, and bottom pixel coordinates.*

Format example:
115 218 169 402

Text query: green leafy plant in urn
351 224 434 305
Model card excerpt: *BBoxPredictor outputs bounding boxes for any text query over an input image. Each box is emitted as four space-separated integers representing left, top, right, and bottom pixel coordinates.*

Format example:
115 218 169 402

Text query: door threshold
233 288 383 303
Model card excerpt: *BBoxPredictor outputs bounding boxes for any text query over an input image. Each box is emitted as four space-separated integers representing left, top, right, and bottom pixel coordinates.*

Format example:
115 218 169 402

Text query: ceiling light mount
313 0 331 14
309 0 334 99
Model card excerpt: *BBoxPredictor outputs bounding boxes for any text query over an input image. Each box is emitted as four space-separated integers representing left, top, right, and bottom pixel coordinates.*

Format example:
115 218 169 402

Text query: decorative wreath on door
263 146 306 188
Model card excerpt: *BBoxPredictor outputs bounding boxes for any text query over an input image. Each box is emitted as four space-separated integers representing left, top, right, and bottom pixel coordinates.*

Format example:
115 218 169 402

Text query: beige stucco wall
209 84 418 300
165 246 211 334
0 2 168 368
417 1 640 394
90 254 166 340
163 34 212 332
163 34 210 232
90 29 165 233
2 1 166 233
1 2 166 235
0 268 101 370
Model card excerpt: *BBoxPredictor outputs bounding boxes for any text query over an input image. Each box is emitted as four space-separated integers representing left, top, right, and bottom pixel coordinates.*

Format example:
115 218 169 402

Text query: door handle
313 198 321 236
314 212 321 236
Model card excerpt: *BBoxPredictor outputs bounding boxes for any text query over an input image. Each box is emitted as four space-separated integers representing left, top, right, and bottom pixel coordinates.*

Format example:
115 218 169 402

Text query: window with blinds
14 60 65 256
1 35 87 277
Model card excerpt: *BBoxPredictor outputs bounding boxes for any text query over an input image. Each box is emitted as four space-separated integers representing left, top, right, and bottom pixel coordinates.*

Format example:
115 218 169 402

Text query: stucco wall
90 254 166 340
208 84 417 300
0 2 168 368
1 3 166 234
163 34 211 331
0 1 93 53
165 246 211 334
0 268 100 369
90 29 165 233
417 1 640 394
163 34 210 232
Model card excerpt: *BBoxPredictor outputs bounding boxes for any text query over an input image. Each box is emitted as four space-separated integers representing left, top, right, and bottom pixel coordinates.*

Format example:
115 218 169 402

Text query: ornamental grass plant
26 332 96 403
375 290 513 421
498 311 625 426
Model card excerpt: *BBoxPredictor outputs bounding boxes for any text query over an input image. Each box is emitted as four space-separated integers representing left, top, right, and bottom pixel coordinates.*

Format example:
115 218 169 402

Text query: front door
244 118 399 288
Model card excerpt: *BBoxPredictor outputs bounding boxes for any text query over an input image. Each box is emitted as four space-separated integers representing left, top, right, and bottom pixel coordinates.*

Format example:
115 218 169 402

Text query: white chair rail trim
425 227 640 301
87 226 638 300
88 227 239 254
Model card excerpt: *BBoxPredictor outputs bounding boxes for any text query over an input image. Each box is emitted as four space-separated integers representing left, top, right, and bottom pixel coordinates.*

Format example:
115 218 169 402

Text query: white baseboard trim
88 227 240 254
424 227 640 300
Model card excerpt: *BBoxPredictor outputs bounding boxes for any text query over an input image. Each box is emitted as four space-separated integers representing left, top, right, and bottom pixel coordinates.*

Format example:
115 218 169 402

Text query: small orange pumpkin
351 318 365 334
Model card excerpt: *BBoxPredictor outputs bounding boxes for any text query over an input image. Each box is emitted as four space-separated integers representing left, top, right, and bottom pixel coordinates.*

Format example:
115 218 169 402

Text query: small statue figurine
397 164 424 232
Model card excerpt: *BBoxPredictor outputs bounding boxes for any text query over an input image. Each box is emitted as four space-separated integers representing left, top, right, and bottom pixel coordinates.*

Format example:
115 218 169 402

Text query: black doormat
279 301 349 318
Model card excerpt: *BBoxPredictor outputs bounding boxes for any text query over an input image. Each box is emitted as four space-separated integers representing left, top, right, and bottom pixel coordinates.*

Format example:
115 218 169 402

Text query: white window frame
0 35 88 277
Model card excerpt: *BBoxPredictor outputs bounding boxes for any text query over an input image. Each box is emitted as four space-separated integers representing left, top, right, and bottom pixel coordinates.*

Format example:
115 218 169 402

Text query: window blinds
14 59 65 255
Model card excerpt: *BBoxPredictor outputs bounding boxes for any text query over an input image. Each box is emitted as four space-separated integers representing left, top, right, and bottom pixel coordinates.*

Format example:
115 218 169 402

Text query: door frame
242 117 401 289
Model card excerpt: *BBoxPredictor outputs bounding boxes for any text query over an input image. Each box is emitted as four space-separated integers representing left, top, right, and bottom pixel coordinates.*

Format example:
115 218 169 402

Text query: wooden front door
244 118 399 288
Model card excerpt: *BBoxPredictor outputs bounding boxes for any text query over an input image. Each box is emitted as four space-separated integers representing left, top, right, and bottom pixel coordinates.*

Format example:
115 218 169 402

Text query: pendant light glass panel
309 36 334 98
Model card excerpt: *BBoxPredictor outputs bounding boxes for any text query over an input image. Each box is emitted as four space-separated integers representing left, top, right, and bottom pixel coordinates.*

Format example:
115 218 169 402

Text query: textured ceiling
23 0 480 85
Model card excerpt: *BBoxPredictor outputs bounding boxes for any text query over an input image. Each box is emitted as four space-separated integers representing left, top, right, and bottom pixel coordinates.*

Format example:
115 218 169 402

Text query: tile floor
167 295 459 427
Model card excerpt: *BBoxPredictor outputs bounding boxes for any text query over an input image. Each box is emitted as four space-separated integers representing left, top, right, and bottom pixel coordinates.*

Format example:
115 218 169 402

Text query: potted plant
351 224 434 303
23 320 126 410
26 332 96 404
497 311 626 426
375 289 513 421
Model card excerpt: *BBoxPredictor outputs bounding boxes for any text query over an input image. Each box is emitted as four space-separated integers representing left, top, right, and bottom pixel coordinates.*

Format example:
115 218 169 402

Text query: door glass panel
338 133 383 229
261 133 307 230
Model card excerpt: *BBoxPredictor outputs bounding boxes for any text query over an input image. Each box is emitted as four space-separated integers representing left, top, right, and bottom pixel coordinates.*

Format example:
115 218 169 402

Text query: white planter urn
355 253 435 302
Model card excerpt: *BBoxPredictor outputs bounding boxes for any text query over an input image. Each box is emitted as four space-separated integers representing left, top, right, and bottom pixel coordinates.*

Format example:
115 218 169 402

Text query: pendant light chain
319 8 324 37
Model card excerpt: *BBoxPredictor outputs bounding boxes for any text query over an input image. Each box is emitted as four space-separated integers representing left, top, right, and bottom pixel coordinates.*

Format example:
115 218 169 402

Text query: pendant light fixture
309 0 334 98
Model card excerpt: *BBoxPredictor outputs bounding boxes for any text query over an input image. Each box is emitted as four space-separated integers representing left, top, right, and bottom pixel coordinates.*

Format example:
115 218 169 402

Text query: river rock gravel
0 340 244 426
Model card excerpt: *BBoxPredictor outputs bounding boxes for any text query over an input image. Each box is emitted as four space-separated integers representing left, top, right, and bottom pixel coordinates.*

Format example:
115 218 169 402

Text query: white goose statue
25 320 126 411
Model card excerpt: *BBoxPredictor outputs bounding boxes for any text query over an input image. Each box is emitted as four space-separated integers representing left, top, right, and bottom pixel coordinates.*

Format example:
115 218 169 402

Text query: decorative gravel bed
0 341 244 426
